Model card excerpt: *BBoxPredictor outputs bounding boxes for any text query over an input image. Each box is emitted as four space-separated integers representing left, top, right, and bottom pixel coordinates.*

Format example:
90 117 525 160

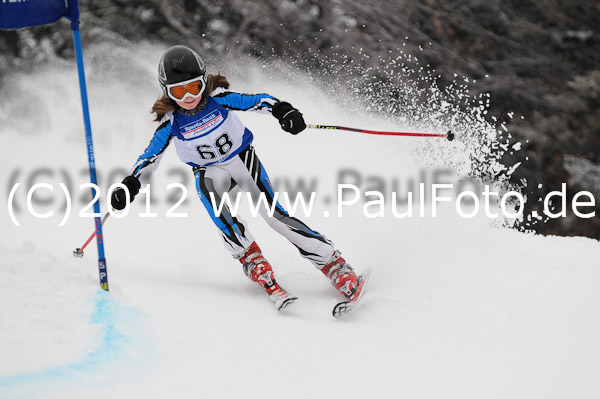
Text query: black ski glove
110 175 141 211
272 101 306 135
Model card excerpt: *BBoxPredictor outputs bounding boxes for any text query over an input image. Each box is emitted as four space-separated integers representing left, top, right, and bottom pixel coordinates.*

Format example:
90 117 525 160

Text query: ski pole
307 124 454 141
73 211 111 258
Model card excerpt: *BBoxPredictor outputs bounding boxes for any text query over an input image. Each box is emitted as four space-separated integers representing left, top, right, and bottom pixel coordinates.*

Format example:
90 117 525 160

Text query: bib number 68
196 132 233 159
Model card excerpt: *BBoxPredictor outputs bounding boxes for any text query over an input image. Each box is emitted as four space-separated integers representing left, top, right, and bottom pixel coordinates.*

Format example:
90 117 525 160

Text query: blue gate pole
71 24 109 291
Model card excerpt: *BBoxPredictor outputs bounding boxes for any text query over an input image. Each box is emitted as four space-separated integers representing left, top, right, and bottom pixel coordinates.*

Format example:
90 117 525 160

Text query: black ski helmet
158 45 207 96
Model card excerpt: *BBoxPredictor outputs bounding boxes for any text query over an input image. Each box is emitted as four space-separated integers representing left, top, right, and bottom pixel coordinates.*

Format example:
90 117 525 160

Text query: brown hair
151 73 230 121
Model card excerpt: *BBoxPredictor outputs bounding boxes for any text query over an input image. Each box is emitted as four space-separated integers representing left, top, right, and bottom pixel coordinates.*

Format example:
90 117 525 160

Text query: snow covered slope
1 44 599 399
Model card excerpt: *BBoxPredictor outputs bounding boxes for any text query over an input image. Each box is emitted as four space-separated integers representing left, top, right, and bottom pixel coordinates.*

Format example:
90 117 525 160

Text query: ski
273 294 297 311
332 268 372 319
263 282 298 311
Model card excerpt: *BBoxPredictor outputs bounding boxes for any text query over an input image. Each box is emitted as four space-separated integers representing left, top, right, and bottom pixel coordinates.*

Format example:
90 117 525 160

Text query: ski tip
332 301 351 319
277 296 298 311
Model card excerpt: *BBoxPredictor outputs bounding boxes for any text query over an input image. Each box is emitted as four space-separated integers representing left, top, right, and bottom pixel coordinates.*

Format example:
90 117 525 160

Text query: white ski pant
194 145 335 268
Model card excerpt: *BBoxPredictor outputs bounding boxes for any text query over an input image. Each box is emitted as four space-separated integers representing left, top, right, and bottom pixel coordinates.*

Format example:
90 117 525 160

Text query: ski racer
110 45 366 310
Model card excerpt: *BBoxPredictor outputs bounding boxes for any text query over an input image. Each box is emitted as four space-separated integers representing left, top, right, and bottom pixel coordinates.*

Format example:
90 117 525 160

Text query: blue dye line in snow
0 290 153 395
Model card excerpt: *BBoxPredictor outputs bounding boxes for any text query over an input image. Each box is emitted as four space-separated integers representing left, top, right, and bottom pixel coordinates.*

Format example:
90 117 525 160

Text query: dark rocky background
1 0 599 239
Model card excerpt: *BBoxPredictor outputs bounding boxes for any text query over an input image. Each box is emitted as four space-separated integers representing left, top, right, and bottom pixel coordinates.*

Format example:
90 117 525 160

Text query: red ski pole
307 124 454 141
73 211 111 258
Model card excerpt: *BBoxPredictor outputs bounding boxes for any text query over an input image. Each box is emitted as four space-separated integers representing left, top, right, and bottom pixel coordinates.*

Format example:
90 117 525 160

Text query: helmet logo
172 56 185 67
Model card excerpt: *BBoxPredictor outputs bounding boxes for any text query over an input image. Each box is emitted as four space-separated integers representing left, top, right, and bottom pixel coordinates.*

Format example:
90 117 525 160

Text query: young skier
110 45 366 311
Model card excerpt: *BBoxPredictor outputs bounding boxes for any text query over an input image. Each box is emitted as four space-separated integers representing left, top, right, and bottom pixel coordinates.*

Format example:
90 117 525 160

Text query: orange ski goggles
166 76 207 101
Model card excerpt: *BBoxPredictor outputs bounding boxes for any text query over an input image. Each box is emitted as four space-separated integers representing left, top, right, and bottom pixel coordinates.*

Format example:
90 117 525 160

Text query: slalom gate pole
71 23 109 291
307 124 454 141
73 212 111 258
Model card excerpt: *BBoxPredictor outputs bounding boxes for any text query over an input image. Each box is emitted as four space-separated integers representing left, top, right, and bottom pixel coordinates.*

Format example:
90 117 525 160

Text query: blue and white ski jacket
130 87 278 183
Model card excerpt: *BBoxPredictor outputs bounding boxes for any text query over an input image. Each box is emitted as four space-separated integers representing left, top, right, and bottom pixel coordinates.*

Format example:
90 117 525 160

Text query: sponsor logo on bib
181 110 223 137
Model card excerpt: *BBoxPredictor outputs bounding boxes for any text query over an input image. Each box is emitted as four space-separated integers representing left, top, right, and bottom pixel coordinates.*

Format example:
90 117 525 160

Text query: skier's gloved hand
272 101 306 135
110 175 141 211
